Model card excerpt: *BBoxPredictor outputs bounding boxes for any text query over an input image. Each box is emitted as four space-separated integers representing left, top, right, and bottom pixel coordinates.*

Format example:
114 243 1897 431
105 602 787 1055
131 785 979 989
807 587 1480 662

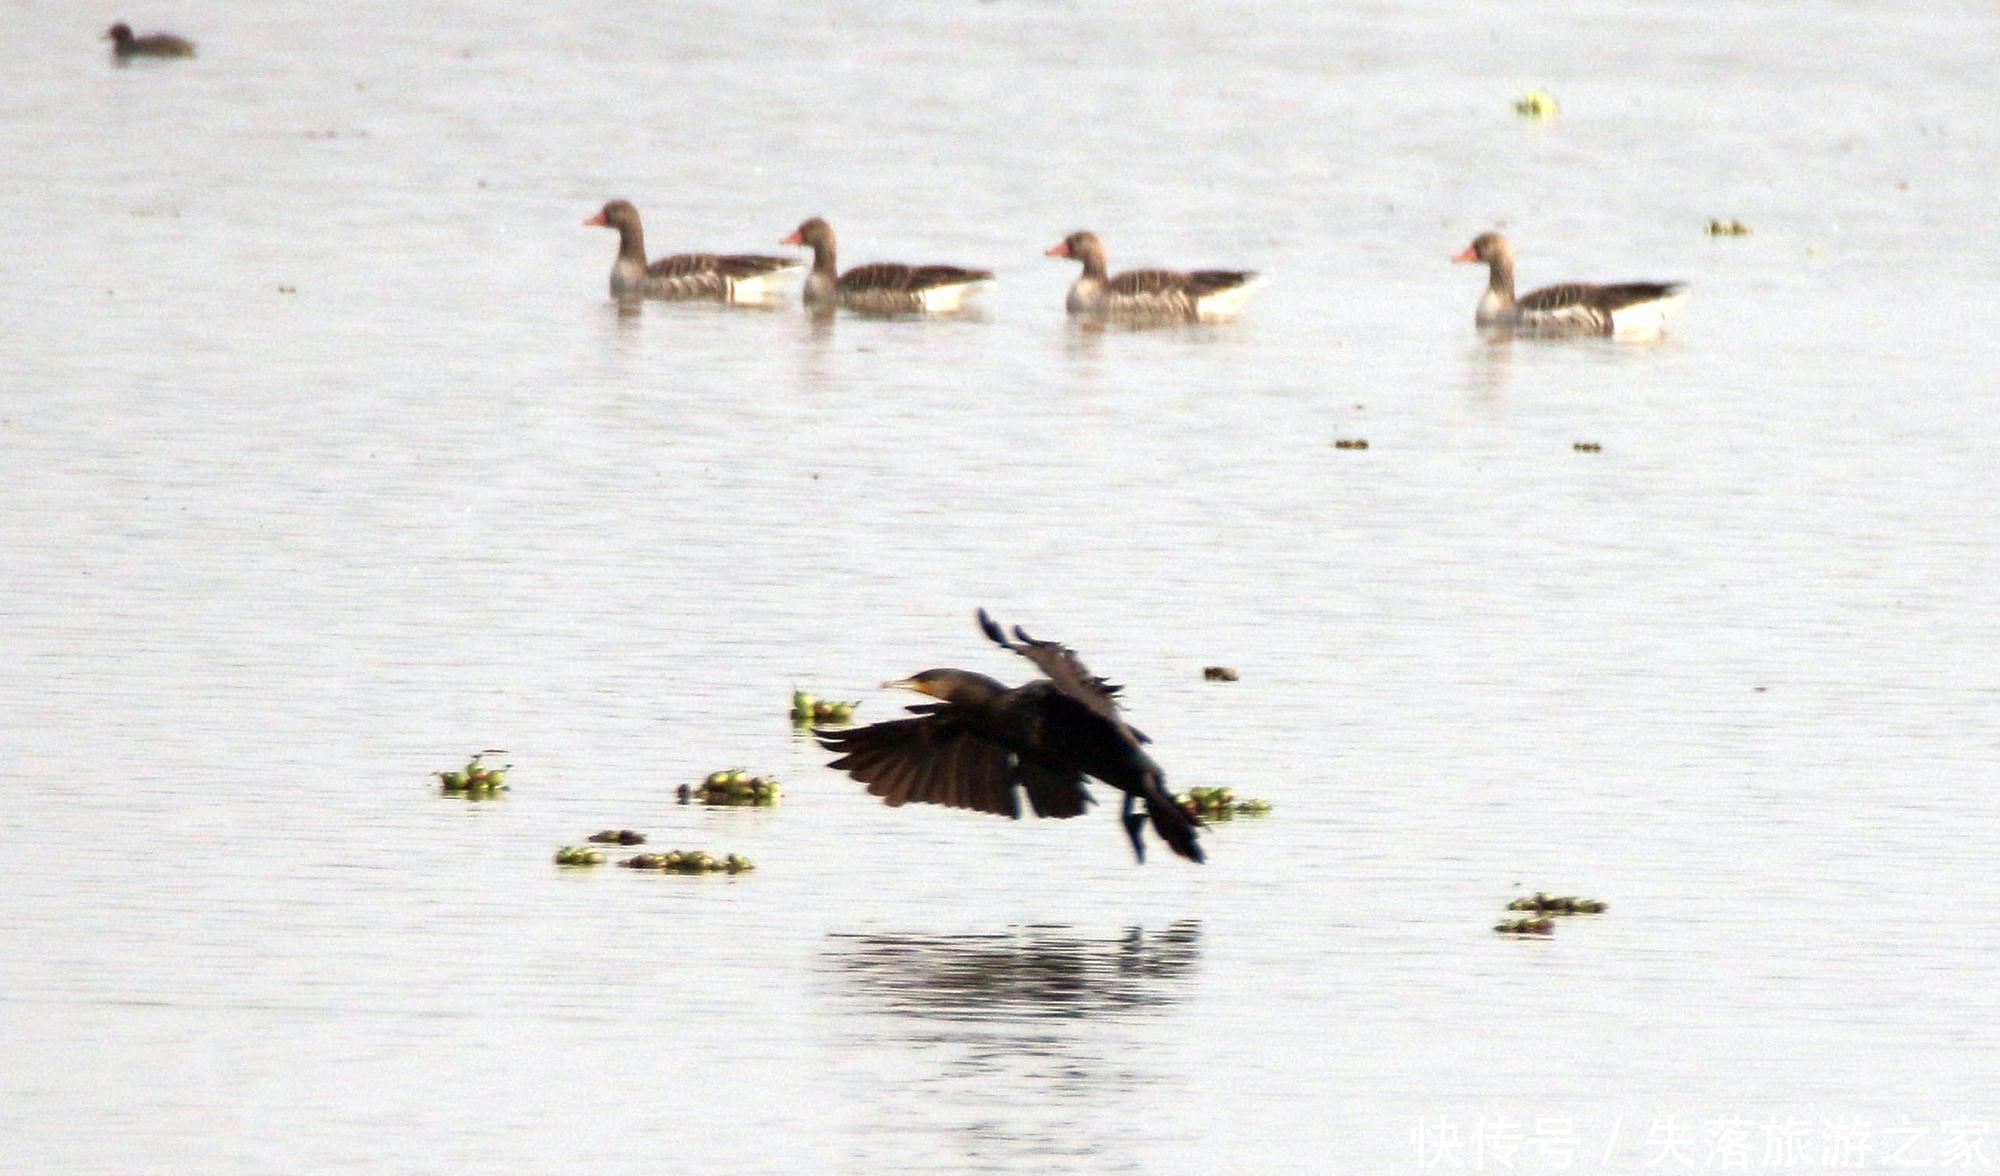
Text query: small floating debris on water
1333 438 1369 450
277 285 298 294
587 829 646 845
1513 89 1559 119
1176 786 1271 819
619 850 755 874
693 769 781 806
791 690 858 725
436 751 511 796
1573 441 1602 453
1507 892 1608 914
554 846 605 866
1705 218 1751 237
1202 666 1239 682
1494 917 1555 935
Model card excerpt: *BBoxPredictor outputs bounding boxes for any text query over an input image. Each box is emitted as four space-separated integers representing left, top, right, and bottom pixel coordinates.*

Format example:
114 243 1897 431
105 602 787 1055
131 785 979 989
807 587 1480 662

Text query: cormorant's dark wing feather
819 711 1095 822
818 716 1019 817
976 609 1127 727
1015 759 1094 819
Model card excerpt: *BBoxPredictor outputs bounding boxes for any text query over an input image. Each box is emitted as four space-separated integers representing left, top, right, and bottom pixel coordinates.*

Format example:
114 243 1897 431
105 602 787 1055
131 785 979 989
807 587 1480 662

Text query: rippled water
5 1 1998 1172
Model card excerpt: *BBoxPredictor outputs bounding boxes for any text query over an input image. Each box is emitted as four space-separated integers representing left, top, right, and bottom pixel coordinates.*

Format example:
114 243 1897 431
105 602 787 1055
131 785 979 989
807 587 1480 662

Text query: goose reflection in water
824 921 1201 1022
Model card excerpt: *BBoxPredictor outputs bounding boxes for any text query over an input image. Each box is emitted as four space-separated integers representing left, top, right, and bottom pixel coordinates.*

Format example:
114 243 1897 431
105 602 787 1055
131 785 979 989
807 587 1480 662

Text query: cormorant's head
883 668 1005 706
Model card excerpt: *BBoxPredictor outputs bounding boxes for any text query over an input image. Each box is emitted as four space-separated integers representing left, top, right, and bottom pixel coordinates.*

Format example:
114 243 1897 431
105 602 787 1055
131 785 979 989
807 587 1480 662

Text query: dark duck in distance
584 200 801 303
1453 231 1686 336
816 610 1204 864
103 22 196 58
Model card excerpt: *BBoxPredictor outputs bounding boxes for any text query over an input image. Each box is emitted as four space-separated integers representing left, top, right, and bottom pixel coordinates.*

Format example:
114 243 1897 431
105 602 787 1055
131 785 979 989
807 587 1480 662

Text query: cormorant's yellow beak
882 677 934 697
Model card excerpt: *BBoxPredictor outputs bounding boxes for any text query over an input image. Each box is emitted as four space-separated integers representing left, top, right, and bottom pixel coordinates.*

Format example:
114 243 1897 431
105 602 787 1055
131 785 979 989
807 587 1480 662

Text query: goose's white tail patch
917 279 995 314
1194 274 1267 319
726 265 805 303
1609 289 1689 335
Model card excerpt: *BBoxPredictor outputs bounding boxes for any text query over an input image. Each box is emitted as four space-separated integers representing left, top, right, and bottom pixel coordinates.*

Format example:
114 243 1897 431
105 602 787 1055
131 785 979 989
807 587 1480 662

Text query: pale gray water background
3 1 1998 1172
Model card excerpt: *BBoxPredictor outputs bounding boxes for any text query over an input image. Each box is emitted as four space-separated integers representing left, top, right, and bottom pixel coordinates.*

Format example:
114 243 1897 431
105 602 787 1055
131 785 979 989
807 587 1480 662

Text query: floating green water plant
1706 218 1750 236
1202 666 1239 682
1514 89 1558 119
1176 786 1270 819
692 769 781 806
437 752 511 796
792 691 859 725
587 829 646 845
554 845 604 866
619 850 755 874
1495 917 1555 935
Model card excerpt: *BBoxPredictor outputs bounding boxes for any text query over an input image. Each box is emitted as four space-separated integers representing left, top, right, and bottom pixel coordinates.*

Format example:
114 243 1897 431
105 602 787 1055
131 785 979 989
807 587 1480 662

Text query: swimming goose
1453 232 1685 335
103 22 196 58
584 201 801 302
781 217 993 314
1046 231 1263 321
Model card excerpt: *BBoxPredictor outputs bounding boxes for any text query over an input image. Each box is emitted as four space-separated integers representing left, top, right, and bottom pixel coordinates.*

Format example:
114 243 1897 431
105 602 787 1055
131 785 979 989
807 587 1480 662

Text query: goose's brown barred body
1047 230 1262 321
781 217 993 315
815 610 1204 864
1453 231 1686 336
585 200 800 302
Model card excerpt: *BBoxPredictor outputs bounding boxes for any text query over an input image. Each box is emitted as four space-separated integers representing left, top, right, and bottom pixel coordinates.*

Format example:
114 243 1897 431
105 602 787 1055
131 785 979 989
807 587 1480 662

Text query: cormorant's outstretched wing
817 709 1094 820
977 609 1132 732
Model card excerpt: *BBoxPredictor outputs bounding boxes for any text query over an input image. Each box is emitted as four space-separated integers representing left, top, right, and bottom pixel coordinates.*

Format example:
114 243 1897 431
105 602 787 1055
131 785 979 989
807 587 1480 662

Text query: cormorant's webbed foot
1121 794 1147 863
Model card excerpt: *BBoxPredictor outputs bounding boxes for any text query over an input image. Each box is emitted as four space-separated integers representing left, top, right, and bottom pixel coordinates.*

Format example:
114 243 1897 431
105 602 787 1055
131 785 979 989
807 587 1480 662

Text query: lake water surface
4 1 1998 1172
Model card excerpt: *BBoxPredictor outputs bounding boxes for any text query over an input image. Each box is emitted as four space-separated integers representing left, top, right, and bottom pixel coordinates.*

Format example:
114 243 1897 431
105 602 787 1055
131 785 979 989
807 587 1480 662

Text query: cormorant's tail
1145 774 1205 864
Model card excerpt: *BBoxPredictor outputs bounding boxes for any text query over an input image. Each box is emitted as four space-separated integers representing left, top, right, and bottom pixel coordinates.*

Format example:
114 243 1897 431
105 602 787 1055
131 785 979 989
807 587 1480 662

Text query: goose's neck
809 237 838 277
615 221 647 265
1485 255 1516 307
1077 248 1108 282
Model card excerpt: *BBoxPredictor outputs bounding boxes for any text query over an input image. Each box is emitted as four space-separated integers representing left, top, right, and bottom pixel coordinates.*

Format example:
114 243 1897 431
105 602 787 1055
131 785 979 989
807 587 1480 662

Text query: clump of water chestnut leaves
1507 893 1608 915
1494 892 1608 935
619 851 755 874
792 690 858 725
1514 88 1558 119
554 846 604 866
684 769 781 806
436 752 510 796
1176 786 1271 819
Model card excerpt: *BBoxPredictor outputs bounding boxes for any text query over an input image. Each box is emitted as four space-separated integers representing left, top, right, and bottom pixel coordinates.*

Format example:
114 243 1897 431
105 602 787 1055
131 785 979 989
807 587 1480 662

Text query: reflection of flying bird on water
824 922 1204 1018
